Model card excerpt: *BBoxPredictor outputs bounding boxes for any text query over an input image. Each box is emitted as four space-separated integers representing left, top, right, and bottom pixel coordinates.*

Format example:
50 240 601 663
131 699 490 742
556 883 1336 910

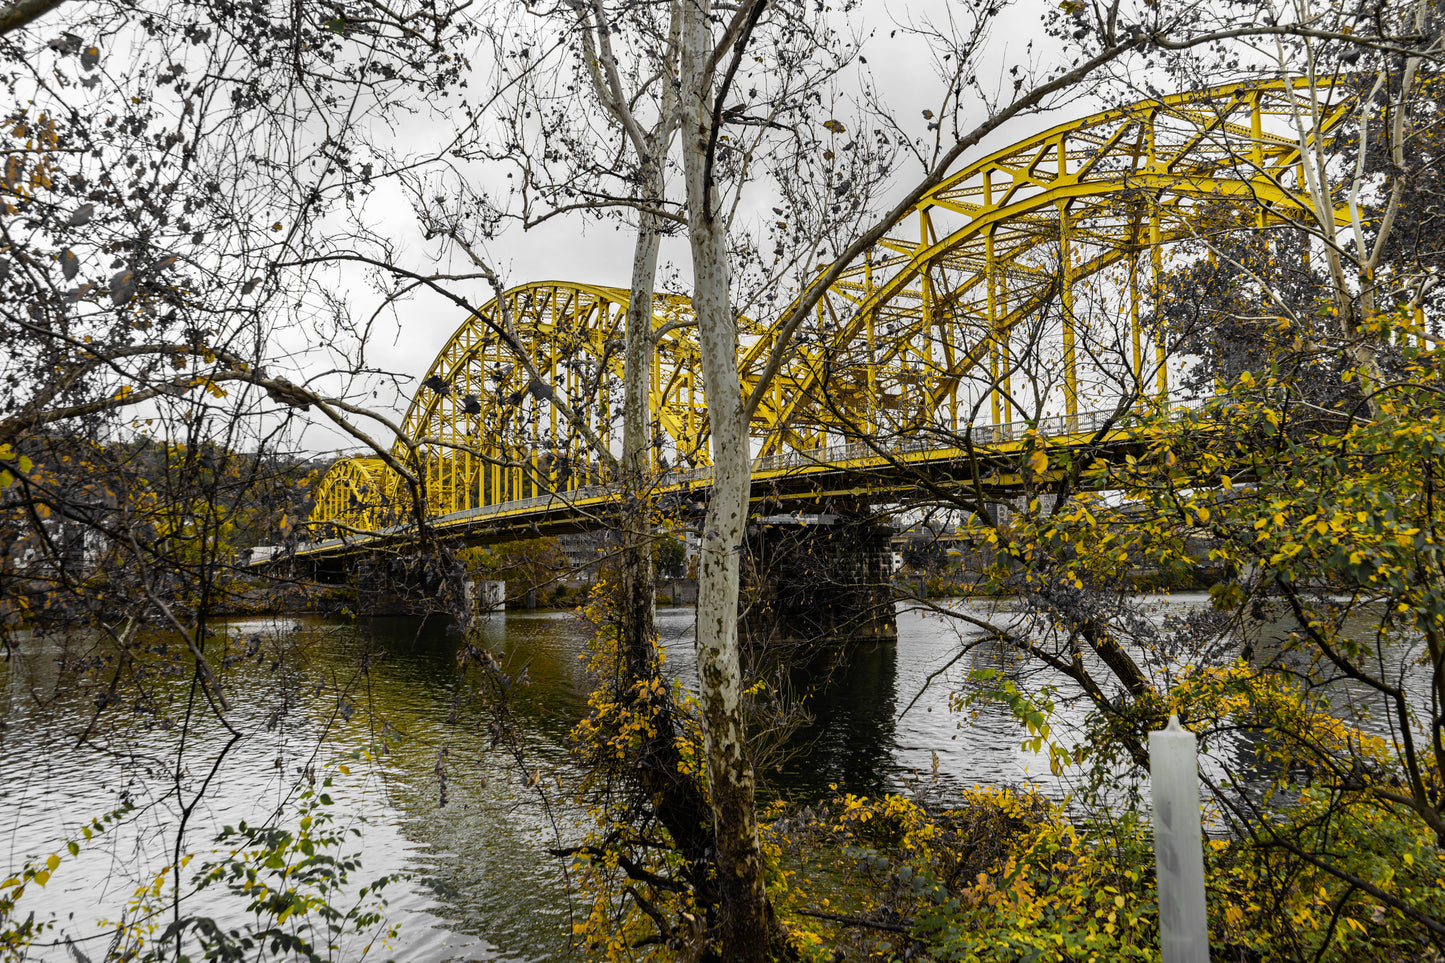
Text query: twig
798 909 910 933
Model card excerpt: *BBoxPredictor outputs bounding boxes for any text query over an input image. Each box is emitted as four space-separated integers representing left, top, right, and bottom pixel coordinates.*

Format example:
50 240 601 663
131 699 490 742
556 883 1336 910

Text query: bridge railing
438 406 1142 523
294 400 1211 556
742 406 1130 476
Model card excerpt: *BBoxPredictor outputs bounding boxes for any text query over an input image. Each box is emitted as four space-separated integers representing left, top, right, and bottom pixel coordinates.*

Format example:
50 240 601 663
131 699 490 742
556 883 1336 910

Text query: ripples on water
0 594 1430 960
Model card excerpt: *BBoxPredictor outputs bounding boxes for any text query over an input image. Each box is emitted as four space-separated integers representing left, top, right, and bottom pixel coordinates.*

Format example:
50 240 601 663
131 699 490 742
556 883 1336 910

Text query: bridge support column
740 513 897 647
353 556 491 617
353 557 435 616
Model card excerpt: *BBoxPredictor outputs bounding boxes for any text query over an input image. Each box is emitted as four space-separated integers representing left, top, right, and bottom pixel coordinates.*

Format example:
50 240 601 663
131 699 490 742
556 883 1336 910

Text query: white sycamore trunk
677 0 773 956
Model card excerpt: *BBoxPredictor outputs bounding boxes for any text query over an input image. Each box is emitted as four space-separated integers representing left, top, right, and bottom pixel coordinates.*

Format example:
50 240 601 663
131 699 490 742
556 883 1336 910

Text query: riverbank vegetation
563 324 1445 957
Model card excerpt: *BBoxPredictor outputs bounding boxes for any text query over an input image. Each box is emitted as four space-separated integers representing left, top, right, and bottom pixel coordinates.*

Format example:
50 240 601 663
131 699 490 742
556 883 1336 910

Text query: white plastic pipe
1149 713 1209 963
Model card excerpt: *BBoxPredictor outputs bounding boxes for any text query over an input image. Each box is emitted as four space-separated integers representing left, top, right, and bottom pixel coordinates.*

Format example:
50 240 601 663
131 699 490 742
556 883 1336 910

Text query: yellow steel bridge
304 79 1354 554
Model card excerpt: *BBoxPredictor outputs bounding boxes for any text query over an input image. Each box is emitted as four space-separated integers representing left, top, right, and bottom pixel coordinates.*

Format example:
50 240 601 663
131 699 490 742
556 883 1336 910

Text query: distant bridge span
300 79 1351 560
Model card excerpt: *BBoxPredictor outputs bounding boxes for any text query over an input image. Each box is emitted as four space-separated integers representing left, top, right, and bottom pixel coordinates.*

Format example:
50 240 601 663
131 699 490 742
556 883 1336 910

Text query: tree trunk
619 153 664 678
679 3 773 957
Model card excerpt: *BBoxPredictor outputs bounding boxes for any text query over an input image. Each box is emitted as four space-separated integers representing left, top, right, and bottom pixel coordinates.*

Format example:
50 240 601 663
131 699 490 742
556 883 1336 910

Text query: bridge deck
284 407 1163 564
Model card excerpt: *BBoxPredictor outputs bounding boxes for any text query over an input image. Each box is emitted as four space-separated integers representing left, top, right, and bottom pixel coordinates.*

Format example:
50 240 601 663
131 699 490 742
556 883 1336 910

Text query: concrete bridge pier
354 557 436 616
353 556 499 617
740 512 897 646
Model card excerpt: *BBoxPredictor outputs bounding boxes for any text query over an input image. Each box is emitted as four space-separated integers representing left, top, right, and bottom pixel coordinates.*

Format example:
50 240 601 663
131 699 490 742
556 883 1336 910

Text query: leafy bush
766 789 1158 962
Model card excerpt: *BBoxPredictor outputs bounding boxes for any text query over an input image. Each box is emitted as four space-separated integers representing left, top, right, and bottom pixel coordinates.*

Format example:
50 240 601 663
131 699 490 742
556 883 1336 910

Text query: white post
1149 714 1209 963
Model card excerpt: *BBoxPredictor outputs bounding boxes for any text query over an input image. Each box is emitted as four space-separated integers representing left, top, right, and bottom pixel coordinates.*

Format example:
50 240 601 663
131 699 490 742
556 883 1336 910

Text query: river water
0 594 1427 960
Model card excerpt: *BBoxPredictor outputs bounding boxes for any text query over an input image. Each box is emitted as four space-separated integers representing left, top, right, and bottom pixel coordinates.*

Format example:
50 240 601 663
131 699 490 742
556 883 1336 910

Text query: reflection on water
0 602 1062 962
4 593 1424 960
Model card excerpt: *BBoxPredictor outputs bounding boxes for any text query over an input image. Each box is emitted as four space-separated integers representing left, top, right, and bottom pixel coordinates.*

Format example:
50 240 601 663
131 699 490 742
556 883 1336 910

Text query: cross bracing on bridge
307 79 1354 544
299 402 1175 558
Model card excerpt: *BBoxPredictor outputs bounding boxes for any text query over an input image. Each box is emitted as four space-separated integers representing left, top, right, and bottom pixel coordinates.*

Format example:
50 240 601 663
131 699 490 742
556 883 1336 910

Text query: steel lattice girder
309 456 392 535
744 77 1356 453
309 78 1355 532
313 281 711 526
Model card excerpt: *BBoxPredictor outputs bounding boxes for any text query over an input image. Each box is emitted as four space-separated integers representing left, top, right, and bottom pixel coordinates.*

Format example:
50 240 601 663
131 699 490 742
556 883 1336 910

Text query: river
0 594 1427 960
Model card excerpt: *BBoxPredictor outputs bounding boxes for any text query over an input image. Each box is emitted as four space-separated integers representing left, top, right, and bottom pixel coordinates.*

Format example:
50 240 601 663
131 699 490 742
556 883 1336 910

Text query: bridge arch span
393 280 710 517
747 78 1353 452
310 79 1352 534
309 456 394 537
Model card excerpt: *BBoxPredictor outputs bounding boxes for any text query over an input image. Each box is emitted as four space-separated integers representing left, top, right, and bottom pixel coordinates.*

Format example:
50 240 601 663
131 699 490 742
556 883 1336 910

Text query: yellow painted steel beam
310 78 1360 535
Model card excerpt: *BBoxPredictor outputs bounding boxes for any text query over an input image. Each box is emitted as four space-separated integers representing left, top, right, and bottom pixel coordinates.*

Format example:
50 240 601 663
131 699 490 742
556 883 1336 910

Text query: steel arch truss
745 78 1355 453
311 79 1354 533
309 457 393 537
312 281 710 530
